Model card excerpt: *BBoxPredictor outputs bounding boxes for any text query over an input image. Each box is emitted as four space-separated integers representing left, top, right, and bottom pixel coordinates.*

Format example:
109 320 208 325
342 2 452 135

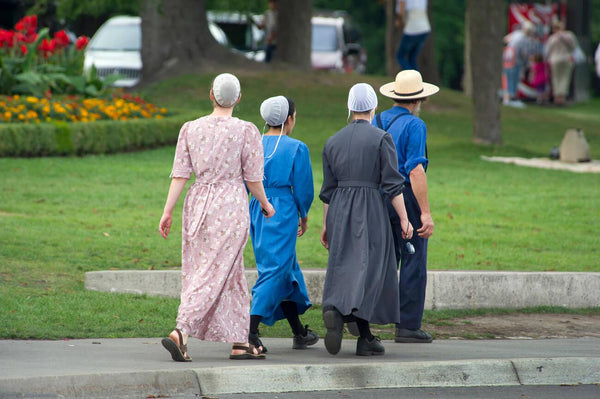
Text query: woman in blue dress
248 96 319 352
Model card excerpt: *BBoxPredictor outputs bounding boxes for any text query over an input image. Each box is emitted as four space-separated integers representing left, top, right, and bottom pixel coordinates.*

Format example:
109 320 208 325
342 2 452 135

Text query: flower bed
0 15 176 157
0 93 168 123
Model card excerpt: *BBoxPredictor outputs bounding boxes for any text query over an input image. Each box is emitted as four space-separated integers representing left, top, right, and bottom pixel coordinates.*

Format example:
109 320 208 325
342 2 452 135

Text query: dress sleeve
170 122 192 179
380 133 405 199
404 119 428 174
292 142 314 218
319 141 336 204
241 121 264 182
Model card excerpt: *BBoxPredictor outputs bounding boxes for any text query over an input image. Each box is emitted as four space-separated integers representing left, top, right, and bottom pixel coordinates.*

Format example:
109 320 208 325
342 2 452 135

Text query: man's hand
417 212 434 238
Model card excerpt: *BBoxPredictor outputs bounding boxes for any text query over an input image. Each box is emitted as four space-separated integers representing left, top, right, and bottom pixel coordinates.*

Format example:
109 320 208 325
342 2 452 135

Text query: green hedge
0 114 195 157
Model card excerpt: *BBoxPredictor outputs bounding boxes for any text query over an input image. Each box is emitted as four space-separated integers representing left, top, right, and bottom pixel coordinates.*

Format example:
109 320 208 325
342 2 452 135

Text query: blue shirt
372 106 428 184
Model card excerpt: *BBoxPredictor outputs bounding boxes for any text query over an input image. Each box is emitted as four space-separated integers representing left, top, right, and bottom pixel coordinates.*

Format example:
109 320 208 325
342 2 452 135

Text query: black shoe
356 336 385 356
323 309 344 355
293 325 319 349
248 331 267 353
394 328 432 343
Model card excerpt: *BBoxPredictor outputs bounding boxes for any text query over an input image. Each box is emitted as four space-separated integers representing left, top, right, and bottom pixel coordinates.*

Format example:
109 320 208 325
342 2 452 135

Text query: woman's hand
159 213 172 239
261 202 275 218
320 227 329 250
297 217 308 237
400 218 414 240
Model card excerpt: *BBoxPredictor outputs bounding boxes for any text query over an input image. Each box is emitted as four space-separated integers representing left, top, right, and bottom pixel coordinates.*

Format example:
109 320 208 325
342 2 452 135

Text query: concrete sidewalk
1 337 599 398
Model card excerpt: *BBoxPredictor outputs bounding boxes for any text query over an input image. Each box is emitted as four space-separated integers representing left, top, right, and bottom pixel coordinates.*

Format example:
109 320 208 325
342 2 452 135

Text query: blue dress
249 135 314 326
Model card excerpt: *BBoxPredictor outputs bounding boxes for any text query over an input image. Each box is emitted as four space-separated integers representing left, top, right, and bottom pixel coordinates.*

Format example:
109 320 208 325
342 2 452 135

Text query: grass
1 70 599 339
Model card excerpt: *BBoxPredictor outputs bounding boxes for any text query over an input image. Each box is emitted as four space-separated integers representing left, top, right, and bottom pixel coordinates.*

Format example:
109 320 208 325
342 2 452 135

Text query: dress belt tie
337 180 379 189
265 187 292 197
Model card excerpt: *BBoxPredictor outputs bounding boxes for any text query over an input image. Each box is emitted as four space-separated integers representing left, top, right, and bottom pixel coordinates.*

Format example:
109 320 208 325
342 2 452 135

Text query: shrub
0 114 195 157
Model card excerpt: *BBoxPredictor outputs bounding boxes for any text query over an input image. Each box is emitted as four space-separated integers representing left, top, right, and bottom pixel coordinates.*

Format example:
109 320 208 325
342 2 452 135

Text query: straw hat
212 73 241 107
379 70 439 101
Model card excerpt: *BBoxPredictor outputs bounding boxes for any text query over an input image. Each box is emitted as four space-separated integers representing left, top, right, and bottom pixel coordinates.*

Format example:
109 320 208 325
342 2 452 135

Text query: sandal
248 331 267 353
229 344 266 360
161 328 192 362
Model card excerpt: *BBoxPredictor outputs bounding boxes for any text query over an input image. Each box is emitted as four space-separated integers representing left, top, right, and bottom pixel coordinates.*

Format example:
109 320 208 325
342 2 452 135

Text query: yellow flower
26 97 39 104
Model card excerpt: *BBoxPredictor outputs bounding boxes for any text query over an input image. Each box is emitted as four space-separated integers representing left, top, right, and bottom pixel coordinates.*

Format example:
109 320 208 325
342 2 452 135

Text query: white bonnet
348 83 378 112
212 73 241 107
260 96 289 126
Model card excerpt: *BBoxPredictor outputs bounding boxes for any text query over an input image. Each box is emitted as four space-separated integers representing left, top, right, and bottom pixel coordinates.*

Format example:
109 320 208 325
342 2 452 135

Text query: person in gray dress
319 83 414 356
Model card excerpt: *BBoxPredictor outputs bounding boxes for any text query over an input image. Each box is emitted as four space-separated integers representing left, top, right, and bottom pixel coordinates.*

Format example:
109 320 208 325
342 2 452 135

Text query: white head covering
212 73 241 107
260 96 289 126
348 83 378 112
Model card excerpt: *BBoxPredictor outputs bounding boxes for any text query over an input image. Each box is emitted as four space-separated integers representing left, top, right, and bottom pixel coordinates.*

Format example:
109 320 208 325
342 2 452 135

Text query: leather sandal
229 344 266 360
161 328 192 362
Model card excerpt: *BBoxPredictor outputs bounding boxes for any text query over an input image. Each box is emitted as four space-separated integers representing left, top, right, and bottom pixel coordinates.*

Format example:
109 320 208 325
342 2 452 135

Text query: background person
595 42 600 78
158 73 275 362
502 21 538 107
320 83 413 357
254 0 278 63
375 69 439 344
248 95 319 353
544 20 578 105
394 0 431 71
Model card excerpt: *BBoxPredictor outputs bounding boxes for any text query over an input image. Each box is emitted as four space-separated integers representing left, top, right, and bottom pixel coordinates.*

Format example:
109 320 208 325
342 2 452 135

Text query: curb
2 357 599 398
84 270 600 310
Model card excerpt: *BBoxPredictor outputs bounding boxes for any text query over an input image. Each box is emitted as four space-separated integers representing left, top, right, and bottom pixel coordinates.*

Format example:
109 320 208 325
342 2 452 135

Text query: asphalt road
207 385 600 399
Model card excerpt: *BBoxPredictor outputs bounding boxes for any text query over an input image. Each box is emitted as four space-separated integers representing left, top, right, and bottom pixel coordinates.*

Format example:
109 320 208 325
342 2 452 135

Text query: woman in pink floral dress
158 73 275 361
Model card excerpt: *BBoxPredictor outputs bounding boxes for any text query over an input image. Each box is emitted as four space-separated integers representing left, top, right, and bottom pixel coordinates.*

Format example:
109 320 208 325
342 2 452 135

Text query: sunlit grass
1 71 599 339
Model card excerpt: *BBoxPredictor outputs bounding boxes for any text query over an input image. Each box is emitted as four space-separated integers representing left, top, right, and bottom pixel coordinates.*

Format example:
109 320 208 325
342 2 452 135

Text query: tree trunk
276 0 312 70
385 0 402 76
417 0 440 84
139 0 250 85
466 0 504 146
463 8 472 97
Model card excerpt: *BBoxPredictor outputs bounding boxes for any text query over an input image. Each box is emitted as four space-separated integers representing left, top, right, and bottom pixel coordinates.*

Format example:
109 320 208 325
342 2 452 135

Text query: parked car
84 16 230 87
207 11 366 73
311 14 366 73
206 11 265 62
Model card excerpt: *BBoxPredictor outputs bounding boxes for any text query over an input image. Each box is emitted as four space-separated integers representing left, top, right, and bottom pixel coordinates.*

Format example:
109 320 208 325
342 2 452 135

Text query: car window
312 24 339 52
89 24 141 51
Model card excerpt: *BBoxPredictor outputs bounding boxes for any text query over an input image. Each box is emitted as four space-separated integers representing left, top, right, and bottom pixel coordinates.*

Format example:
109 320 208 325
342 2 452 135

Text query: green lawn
1 70 599 339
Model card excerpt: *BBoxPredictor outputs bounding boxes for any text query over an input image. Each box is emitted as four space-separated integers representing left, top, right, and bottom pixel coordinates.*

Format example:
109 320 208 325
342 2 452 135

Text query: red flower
20 44 27 55
38 38 57 58
53 30 70 49
75 35 89 50
0 29 15 48
15 15 37 33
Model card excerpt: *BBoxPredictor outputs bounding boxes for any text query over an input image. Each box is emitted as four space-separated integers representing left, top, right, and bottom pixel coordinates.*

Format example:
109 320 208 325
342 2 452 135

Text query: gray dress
319 119 405 324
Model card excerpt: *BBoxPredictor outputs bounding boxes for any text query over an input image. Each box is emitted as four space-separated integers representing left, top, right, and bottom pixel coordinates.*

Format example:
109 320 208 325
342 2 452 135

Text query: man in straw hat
320 83 413 356
374 69 439 344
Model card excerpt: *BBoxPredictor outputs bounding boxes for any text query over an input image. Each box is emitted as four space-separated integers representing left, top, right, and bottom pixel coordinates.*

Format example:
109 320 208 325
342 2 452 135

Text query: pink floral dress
170 115 263 343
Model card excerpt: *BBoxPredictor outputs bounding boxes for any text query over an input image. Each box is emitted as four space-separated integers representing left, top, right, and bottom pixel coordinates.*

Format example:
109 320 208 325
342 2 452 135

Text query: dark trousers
265 44 276 63
387 185 428 330
395 32 429 71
